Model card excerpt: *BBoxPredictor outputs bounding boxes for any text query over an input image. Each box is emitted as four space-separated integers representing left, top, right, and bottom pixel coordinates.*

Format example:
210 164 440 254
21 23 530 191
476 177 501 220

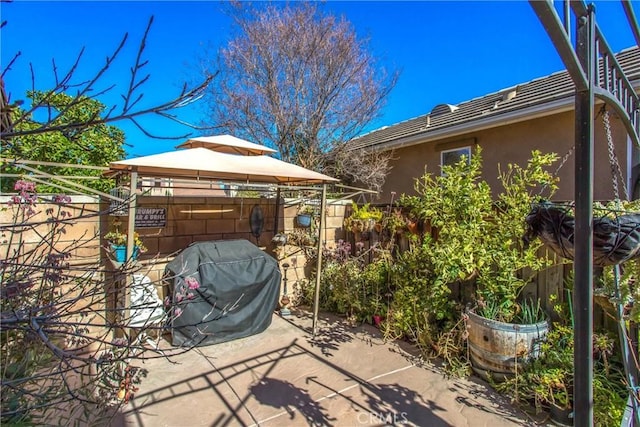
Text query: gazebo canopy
106 147 337 184
175 134 277 156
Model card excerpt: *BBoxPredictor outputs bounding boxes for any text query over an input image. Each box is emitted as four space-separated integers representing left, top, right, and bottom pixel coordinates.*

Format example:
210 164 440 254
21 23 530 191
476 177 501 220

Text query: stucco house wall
381 109 634 202
353 47 639 205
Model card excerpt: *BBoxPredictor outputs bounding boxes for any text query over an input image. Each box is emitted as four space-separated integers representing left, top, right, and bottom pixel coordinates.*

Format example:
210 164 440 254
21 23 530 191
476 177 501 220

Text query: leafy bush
399 147 558 323
385 237 456 339
381 148 558 371
296 242 393 323
495 295 628 425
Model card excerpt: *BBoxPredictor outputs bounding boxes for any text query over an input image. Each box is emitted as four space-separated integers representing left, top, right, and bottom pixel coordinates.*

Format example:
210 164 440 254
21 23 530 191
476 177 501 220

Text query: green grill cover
165 239 281 347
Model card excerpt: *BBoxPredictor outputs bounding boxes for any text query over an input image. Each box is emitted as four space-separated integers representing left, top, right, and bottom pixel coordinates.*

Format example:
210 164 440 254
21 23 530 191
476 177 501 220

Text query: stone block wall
0 195 102 266
116 196 349 303
1 195 106 336
112 196 281 294
274 199 349 305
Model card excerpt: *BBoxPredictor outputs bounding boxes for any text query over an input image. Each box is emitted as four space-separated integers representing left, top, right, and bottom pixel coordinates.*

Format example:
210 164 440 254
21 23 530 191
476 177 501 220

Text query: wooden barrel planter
466 310 548 381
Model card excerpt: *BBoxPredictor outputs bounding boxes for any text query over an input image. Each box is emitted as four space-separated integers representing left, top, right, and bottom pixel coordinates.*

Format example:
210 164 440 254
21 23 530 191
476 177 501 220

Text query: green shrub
495 295 628 425
399 148 558 323
295 242 393 323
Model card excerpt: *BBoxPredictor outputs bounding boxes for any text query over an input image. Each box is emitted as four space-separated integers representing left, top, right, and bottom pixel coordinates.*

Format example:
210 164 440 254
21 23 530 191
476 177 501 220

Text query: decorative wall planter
466 310 548 381
110 245 140 263
296 214 312 228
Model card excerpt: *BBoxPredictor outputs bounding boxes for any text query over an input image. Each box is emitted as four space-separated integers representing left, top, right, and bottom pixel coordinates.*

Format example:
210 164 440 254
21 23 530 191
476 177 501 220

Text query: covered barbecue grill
165 239 281 347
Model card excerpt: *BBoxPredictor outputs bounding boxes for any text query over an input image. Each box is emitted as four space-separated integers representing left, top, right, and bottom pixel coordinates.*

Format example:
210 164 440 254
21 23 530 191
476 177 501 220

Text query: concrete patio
116 310 537 426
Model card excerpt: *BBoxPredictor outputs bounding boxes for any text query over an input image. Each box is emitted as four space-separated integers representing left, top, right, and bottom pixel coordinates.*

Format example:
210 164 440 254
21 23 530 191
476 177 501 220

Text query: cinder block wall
275 199 349 305
114 196 281 293
1 193 347 315
0 195 102 265
1 195 105 342
112 196 349 303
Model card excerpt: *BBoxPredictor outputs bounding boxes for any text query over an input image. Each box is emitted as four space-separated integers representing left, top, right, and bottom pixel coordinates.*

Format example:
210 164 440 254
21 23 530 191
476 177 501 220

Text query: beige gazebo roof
107 147 337 184
176 134 277 156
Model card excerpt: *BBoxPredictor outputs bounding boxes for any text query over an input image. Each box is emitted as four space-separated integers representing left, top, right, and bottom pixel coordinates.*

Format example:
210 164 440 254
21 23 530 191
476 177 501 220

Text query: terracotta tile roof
350 46 640 151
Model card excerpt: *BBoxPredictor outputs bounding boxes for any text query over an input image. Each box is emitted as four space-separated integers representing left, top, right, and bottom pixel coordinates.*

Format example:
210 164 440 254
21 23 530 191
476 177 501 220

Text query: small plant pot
111 244 127 262
372 314 383 327
296 214 312 228
406 220 419 235
110 245 140 262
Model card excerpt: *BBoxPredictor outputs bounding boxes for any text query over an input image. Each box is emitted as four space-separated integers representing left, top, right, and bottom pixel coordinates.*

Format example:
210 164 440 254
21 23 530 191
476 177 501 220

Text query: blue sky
1 1 637 158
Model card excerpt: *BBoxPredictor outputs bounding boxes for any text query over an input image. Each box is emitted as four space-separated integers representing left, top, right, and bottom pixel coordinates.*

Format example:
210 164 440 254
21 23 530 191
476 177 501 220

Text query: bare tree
200 2 397 190
1 187 239 424
0 15 228 425
1 17 214 145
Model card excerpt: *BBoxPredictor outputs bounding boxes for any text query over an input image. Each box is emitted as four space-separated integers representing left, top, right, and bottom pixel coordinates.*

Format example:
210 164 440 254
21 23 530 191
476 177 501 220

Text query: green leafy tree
2 91 126 193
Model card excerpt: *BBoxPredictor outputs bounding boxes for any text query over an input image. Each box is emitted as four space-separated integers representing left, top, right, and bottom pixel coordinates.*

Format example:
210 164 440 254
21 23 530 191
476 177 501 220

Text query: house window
440 147 471 172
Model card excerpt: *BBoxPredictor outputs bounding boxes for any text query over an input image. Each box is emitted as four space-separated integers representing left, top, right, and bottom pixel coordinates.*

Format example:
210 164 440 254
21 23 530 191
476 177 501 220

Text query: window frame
440 146 472 174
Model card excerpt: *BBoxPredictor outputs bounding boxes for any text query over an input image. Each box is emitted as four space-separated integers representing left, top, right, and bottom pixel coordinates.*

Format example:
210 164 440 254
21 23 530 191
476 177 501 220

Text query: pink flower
185 276 200 290
164 297 171 307
174 307 183 317
14 180 35 192
112 337 128 347
52 194 71 204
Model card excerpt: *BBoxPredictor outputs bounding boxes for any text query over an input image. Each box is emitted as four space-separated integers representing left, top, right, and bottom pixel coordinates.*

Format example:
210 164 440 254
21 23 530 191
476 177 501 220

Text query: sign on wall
135 208 167 228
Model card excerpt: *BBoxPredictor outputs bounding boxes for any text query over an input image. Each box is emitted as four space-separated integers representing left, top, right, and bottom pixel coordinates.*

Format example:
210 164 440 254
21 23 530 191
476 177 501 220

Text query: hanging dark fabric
250 204 264 243
524 201 640 266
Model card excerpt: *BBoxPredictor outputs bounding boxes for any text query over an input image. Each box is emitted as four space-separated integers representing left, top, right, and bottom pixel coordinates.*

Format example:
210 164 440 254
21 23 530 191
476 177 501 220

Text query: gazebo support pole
274 187 282 233
312 183 327 337
124 171 138 338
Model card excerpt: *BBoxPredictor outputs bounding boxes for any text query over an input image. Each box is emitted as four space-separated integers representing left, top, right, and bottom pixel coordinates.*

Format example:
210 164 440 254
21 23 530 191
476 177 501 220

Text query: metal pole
125 171 138 337
274 187 282 234
312 183 327 336
574 5 595 425
622 0 640 47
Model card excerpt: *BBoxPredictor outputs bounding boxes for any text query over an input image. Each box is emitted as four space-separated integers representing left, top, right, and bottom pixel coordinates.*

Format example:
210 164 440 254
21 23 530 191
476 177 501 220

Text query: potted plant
495 317 574 424
380 208 407 236
495 292 628 426
398 148 559 378
343 202 383 235
369 295 388 327
105 229 147 262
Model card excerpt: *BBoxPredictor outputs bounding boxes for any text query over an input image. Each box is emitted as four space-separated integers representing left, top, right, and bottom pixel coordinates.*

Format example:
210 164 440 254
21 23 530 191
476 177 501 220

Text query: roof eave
369 97 577 153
